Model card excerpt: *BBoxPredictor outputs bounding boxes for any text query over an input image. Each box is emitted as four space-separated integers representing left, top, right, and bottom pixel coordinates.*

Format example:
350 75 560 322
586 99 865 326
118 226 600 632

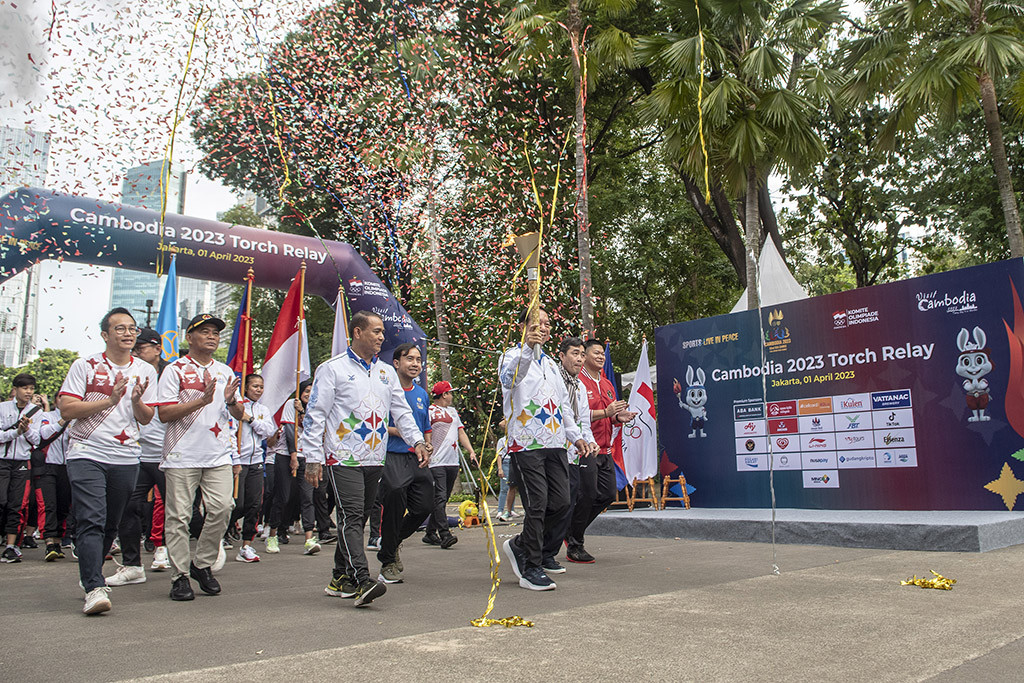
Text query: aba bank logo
871 390 912 410
844 435 866 445
807 437 828 449
916 289 978 314
744 457 760 469
883 433 906 445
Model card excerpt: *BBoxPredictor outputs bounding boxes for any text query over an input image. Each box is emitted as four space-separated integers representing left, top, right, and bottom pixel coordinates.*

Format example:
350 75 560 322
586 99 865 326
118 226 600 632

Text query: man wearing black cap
155 314 242 601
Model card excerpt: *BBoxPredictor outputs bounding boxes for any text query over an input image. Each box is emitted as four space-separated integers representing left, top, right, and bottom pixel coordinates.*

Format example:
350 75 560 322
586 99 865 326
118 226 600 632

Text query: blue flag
226 282 251 379
155 256 179 362
603 341 619 400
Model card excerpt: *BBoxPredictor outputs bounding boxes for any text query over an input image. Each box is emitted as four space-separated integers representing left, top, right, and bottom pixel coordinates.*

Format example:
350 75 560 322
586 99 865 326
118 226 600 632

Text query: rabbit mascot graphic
674 365 708 438
956 326 993 423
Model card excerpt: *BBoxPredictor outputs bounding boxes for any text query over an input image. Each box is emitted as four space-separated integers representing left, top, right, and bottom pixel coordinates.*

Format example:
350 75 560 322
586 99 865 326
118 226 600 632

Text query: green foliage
0 349 79 402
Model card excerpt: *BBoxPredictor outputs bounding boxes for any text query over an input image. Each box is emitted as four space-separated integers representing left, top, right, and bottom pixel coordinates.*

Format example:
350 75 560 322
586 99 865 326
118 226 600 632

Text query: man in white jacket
500 308 591 591
302 311 429 608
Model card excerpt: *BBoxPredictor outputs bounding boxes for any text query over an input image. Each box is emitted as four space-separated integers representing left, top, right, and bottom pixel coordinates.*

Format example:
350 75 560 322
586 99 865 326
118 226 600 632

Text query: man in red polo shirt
568 339 635 564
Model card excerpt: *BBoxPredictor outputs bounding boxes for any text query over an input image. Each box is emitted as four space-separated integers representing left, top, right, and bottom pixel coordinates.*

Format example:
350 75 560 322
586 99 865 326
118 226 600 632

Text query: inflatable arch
0 187 425 358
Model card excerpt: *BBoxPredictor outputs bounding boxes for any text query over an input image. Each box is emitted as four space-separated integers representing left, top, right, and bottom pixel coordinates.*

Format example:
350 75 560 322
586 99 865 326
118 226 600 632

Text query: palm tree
637 0 845 308
504 0 640 336
844 0 1024 258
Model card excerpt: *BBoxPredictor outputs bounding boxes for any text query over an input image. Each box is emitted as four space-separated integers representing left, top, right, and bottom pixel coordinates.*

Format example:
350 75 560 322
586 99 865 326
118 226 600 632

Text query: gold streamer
695 0 710 202
900 570 956 590
158 5 209 276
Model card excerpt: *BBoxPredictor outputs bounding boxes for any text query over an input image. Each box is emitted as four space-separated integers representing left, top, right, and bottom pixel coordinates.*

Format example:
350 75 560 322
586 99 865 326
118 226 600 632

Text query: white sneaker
303 538 321 556
83 586 112 615
236 545 260 563
498 513 509 522
150 546 170 571
212 540 227 573
106 564 146 586
260 527 270 540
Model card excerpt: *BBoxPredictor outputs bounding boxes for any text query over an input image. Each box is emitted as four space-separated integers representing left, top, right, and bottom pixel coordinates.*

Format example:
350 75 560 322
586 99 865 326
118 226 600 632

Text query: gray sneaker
378 562 403 584
394 544 404 573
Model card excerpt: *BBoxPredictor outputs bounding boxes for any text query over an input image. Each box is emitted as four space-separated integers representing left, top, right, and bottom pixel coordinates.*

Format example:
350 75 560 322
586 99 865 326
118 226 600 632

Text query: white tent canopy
730 237 808 313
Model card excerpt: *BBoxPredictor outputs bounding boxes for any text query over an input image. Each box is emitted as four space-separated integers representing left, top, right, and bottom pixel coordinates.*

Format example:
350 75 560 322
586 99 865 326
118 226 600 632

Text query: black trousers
545 462 579 560
269 455 294 531
36 463 72 540
509 448 570 570
312 475 333 535
0 458 30 537
25 450 45 529
326 464 382 584
261 458 276 526
377 452 433 565
229 463 264 541
567 453 617 548
119 461 166 567
426 466 460 536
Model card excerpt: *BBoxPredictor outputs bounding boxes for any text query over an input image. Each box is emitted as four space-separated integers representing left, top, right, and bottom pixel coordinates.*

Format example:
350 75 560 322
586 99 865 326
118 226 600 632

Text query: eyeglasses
112 325 140 335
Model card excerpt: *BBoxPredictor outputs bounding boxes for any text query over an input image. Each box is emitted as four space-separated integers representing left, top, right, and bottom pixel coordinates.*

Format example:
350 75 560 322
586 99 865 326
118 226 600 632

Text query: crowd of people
0 304 634 614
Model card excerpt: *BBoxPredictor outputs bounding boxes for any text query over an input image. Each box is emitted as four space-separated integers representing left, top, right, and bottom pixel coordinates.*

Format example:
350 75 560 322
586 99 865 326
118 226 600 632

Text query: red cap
431 381 454 397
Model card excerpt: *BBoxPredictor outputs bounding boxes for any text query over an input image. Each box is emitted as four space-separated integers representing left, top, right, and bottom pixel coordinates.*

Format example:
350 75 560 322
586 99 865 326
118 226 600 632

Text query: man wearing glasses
58 308 159 615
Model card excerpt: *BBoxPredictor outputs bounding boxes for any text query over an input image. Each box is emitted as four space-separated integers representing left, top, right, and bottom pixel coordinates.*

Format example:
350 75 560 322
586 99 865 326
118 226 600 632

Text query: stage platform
588 507 1024 552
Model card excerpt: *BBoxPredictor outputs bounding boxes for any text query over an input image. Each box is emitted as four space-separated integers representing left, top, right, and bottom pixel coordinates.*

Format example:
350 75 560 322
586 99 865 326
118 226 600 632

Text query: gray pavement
3 522 1023 682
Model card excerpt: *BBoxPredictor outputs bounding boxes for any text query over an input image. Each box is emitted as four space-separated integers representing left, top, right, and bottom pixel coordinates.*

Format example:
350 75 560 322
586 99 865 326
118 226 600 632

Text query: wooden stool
660 475 691 510
629 478 658 512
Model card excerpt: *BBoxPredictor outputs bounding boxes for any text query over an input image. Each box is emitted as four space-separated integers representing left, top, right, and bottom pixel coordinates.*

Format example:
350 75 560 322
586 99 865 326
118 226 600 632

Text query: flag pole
338 282 350 345
235 268 255 497
293 263 306 478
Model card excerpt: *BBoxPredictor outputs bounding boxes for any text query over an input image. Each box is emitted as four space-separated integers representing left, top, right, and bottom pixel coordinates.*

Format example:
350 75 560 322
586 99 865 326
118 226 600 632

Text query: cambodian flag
226 283 252 380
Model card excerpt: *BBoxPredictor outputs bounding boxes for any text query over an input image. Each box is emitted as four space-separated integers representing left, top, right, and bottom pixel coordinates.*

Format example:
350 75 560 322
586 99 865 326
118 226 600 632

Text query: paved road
3 522 1022 682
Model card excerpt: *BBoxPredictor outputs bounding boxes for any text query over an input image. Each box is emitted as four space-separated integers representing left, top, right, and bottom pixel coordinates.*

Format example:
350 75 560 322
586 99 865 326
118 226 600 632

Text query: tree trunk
568 0 595 336
426 187 453 383
758 183 786 261
745 166 761 310
678 169 747 285
978 71 1024 258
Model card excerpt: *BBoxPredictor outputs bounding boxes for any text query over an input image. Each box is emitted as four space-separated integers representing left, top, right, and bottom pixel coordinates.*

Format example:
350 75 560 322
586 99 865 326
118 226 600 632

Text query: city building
0 125 49 366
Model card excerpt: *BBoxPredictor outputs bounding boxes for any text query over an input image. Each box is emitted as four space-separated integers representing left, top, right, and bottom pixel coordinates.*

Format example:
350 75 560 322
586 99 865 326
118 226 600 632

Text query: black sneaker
542 557 566 574
45 543 61 562
20 536 38 549
566 546 596 564
170 575 195 601
520 566 556 591
353 579 386 607
278 533 290 545
440 534 458 549
144 537 155 553
502 538 524 579
189 562 222 595
1 545 22 563
422 532 441 546
319 532 337 545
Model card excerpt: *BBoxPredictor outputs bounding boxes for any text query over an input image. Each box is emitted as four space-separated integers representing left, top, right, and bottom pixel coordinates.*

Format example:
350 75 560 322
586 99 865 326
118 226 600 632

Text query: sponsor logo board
876 448 917 468
837 432 872 450
735 436 767 455
802 470 840 489
874 408 914 429
771 453 802 471
833 393 871 413
733 402 765 420
801 451 838 469
798 414 835 433
766 401 797 418
733 420 767 438
871 390 912 410
768 418 799 435
797 397 833 415
873 428 917 449
736 455 768 471
800 433 835 451
837 450 878 469
838 411 874 431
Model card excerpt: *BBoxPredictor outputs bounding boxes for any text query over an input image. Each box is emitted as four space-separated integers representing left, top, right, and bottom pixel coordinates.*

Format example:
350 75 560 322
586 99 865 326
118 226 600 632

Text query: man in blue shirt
377 342 432 584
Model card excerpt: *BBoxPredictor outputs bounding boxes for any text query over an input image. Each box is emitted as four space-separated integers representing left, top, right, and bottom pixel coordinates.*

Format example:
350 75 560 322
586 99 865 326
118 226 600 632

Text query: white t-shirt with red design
155 356 239 469
58 353 159 465
428 404 464 467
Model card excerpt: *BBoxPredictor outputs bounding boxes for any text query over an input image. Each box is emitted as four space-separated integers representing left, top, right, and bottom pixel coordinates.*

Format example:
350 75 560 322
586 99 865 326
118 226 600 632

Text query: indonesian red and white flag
622 341 658 483
261 270 310 420
330 289 349 357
